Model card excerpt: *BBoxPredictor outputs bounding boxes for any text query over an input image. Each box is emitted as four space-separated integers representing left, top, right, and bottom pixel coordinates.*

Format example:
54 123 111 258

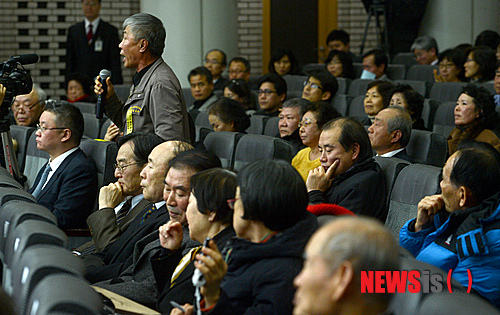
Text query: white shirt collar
84 17 100 33
114 194 144 214
42 147 79 190
378 147 405 158
154 200 166 209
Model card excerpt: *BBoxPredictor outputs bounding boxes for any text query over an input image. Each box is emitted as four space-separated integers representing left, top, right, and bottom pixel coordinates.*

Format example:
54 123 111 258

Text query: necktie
116 198 133 225
87 24 93 44
140 204 156 225
32 164 51 198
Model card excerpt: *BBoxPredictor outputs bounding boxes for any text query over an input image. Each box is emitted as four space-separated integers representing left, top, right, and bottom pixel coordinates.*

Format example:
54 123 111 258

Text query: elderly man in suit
29 100 98 229
74 133 164 255
66 0 123 84
83 140 193 283
94 13 190 142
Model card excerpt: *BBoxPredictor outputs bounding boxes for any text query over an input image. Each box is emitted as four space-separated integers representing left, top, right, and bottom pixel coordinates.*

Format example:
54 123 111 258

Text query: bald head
139 140 193 203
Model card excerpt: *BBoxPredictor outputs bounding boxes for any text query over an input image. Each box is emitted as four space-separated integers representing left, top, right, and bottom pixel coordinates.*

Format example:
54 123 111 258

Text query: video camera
0 54 38 118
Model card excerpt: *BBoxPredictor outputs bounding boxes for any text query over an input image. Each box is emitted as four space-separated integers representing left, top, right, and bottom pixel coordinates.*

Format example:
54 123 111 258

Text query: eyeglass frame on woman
113 161 144 173
298 118 317 128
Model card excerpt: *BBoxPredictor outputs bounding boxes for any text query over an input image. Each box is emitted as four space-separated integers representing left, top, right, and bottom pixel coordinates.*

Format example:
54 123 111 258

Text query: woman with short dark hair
464 46 497 83
207 97 251 132
324 49 355 79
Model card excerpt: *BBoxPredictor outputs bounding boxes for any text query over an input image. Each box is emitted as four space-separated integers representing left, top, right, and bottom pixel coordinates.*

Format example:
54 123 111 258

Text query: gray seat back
283 74 308 92
406 129 447 167
246 115 270 135
263 116 280 137
203 131 244 170
24 131 49 189
406 65 436 83
373 156 411 209
429 82 467 103
432 101 456 138
347 79 374 97
9 125 36 173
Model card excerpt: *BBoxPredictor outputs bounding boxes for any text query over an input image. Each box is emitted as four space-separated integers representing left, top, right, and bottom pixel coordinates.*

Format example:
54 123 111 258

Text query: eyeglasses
227 198 240 210
303 80 322 90
114 161 144 173
229 70 247 75
298 119 317 128
465 59 475 63
257 89 277 96
439 63 455 69
205 59 221 65
12 99 44 112
36 124 67 133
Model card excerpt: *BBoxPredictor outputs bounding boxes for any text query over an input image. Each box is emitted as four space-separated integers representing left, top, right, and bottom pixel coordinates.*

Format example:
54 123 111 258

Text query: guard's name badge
95 39 103 52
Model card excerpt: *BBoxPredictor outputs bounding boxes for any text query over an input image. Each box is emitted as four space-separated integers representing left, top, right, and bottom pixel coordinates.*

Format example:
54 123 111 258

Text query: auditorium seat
332 94 353 117
25 273 103 315
421 99 440 130
24 131 49 189
384 164 441 239
73 102 96 115
392 52 418 68
82 113 105 139
432 101 456 138
406 129 447 167
246 114 270 135
11 246 86 314
386 64 406 80
233 134 294 172
429 82 466 103
347 79 374 97
0 187 36 207
203 131 244 170
99 118 113 140
373 156 411 209
347 95 366 118
406 65 436 83
263 116 280 137
336 77 351 95
9 125 36 173
194 111 211 129
301 63 325 75
283 74 308 92
394 80 430 98
0 173 23 190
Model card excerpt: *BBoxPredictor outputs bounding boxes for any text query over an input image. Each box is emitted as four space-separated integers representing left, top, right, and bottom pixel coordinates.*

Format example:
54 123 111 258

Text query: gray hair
282 98 310 115
411 36 438 54
386 106 412 147
319 216 399 307
32 83 47 104
123 13 166 57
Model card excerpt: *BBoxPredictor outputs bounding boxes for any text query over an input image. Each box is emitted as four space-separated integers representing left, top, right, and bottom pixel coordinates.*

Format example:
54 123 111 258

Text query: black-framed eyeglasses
257 89 277 96
227 198 240 210
12 99 44 112
36 124 67 133
114 161 144 173
303 80 322 90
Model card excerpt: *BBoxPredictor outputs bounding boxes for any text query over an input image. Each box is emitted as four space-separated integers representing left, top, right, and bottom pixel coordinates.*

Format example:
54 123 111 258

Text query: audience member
325 49 355 79
75 133 164 254
494 61 500 108
448 84 500 155
207 98 250 132
293 101 341 182
389 84 426 130
306 117 386 221
255 73 287 117
154 168 236 313
411 36 439 65
92 149 221 307
368 106 413 162
361 49 389 80
95 13 190 141
464 46 497 83
11 84 47 127
66 0 123 84
474 30 500 52
223 79 255 111
434 48 466 83
362 80 395 125
186 66 217 119
171 159 317 315
205 49 228 90
294 216 399 315
326 29 351 53
400 141 500 307
278 98 309 155
302 69 338 103
83 141 192 283
228 57 251 82
65 72 96 103
268 48 301 76
30 100 97 229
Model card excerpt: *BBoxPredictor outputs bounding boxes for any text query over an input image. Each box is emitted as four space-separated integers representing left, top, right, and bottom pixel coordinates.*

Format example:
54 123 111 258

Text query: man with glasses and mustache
10 84 47 127
254 73 287 117
29 100 98 229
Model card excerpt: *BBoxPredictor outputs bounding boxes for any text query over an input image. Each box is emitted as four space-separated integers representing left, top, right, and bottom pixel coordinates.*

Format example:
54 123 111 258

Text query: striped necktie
140 204 156 225
116 198 133 225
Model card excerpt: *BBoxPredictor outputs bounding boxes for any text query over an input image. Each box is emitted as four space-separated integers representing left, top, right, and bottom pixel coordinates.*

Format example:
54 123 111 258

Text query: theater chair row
0 169 102 314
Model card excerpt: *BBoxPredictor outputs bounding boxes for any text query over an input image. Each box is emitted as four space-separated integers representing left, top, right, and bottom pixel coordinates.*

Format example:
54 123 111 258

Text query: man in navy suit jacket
29 100 98 229
66 0 123 84
368 106 414 163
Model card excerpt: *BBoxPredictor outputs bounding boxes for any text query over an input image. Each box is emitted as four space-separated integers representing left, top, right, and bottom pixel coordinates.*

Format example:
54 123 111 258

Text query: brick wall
0 0 139 99
236 0 263 76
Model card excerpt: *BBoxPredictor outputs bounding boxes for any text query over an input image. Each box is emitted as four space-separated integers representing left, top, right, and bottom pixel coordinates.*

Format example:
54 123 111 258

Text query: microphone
96 69 110 119
10 54 39 65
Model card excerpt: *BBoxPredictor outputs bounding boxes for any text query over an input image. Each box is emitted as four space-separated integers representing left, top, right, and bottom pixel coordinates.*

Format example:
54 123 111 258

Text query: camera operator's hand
94 76 115 101
0 84 5 104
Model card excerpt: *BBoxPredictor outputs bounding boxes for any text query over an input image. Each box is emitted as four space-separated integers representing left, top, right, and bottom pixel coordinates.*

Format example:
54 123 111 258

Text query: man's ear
279 93 286 102
351 143 360 161
321 91 332 101
139 39 148 53
60 128 72 143
331 261 354 303
459 186 474 208
390 130 402 144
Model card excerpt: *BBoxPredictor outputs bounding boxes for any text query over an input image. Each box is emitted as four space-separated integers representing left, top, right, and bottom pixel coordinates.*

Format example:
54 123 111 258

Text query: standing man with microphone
94 13 190 142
